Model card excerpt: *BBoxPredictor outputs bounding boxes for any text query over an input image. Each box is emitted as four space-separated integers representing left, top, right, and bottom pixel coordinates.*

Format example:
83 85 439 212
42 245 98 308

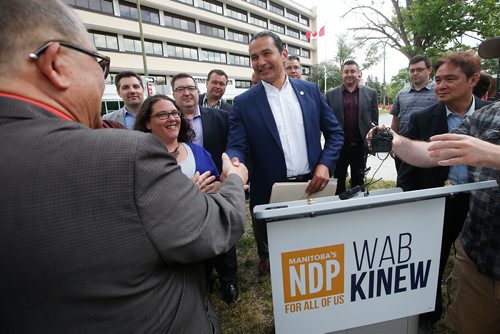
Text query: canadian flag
305 26 325 39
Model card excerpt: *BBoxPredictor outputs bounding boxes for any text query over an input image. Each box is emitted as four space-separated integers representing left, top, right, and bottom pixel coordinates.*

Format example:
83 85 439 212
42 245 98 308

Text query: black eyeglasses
29 40 110 79
173 86 197 94
152 111 181 120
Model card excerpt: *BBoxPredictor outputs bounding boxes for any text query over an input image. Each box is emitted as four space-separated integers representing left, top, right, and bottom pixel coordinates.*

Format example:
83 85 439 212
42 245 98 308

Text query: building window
177 0 194 5
89 30 119 50
302 66 311 75
124 37 163 56
269 1 284 16
199 22 225 39
248 0 266 9
167 44 198 60
228 29 249 44
249 13 267 29
269 21 285 34
65 0 114 13
195 0 223 14
228 53 250 67
226 5 247 22
287 45 300 56
285 8 299 22
300 30 309 41
164 13 196 32
200 49 227 63
287 27 300 39
301 49 310 59
300 15 309 26
119 0 160 24
235 80 251 89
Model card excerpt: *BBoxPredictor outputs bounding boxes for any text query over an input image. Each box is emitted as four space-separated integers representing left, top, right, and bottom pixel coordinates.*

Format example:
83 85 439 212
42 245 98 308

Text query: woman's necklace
168 143 180 159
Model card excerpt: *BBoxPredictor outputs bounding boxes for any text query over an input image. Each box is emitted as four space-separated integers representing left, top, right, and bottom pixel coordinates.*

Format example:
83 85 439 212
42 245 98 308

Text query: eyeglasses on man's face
173 86 197 94
152 110 181 120
29 40 110 79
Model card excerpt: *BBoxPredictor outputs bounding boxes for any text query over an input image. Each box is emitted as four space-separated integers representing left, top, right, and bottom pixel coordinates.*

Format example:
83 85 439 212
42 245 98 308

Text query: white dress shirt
262 78 310 177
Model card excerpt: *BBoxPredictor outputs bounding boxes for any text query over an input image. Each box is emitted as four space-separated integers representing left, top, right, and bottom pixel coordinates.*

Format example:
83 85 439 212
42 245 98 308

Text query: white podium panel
254 181 498 334
267 199 443 334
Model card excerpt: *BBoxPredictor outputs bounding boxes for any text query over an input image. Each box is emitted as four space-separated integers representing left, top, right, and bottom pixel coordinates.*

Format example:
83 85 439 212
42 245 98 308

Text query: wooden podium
253 181 498 334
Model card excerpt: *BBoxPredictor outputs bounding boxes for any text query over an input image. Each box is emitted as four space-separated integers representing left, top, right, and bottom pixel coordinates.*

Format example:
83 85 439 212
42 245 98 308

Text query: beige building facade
64 0 318 112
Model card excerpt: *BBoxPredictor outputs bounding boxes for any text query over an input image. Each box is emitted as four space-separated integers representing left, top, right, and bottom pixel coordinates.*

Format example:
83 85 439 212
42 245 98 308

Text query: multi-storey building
63 0 318 113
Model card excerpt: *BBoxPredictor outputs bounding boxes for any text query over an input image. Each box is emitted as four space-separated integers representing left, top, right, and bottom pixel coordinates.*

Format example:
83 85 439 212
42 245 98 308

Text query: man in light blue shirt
397 51 491 333
102 71 144 129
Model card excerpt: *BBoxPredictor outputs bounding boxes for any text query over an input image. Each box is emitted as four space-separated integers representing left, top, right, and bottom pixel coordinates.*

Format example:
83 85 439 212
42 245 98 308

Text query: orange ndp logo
282 244 344 303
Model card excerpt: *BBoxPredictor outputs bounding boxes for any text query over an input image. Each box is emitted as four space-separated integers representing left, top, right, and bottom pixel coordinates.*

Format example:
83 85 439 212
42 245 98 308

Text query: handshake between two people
366 126 500 169
221 153 249 189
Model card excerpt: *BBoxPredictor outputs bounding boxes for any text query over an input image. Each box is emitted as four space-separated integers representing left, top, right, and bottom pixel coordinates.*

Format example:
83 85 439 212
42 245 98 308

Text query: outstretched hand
428 133 500 169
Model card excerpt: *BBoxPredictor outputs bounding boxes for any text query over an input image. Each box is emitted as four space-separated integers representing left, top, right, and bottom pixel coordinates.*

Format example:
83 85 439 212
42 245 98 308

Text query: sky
294 0 409 82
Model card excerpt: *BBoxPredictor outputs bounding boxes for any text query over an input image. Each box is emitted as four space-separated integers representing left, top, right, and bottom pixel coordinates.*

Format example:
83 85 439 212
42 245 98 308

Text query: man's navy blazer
199 106 229 173
398 98 491 191
227 78 344 208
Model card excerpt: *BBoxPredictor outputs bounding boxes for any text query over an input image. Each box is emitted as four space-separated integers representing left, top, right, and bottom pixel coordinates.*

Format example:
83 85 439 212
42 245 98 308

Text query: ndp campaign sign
266 198 444 334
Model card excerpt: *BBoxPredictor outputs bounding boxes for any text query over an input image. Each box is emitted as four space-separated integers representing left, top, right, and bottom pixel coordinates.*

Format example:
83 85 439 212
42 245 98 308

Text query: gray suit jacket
102 106 127 127
325 84 379 140
0 96 245 333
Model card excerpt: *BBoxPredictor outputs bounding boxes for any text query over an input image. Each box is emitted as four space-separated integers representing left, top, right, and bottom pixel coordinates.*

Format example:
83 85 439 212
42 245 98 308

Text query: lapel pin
300 91 304 96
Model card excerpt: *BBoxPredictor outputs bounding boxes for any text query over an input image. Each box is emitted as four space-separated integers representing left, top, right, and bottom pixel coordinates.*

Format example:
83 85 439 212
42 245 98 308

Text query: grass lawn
210 179 455 333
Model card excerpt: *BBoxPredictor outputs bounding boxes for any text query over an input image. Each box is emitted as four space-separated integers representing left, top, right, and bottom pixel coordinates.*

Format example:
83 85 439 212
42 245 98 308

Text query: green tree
334 33 381 70
387 68 410 104
343 0 500 60
365 75 384 104
307 60 341 93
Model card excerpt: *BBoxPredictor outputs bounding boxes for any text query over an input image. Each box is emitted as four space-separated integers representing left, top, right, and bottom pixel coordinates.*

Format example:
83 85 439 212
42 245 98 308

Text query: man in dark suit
227 30 344 274
397 51 490 332
0 1 248 333
325 60 379 195
198 69 232 112
171 73 238 304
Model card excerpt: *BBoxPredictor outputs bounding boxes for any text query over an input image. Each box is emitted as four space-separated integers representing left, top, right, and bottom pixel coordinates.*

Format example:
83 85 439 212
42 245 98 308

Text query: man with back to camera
199 69 232 112
102 70 145 129
0 1 248 332
227 30 344 275
390 55 437 171
395 51 491 332
171 73 239 304
325 60 378 195
284 55 302 80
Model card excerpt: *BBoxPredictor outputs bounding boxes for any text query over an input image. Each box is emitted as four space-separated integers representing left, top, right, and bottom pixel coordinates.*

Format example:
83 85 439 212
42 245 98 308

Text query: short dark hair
473 73 496 98
207 69 228 82
115 71 143 90
171 73 197 90
434 51 481 79
287 55 301 63
341 60 359 70
133 94 195 143
409 55 431 68
250 30 285 53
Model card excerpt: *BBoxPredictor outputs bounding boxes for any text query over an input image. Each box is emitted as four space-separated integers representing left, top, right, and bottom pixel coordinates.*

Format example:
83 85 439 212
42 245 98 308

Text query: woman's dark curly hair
133 94 195 143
